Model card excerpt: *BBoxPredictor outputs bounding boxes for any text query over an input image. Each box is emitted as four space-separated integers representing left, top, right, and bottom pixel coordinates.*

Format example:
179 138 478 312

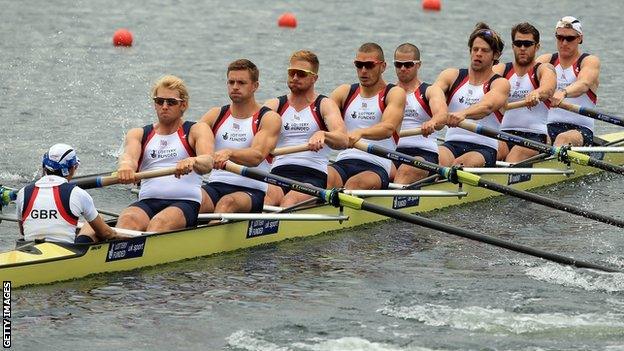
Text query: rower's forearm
465 102 498 120
323 131 348 149
118 155 138 170
564 81 591 98
360 123 396 140
230 149 266 167
537 86 555 101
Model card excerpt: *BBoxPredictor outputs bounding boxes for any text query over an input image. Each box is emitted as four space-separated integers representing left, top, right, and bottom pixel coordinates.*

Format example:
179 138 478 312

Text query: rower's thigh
344 171 382 190
506 146 539 163
453 151 486 167
438 146 455 167
394 163 429 184
281 190 314 207
264 184 284 206
148 206 187 232
116 206 150 231
215 192 253 213
327 166 344 188
199 188 216 213
553 130 584 147
497 140 510 161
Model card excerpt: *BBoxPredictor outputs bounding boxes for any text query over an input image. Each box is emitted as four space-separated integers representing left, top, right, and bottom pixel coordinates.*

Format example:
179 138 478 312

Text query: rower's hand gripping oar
70 167 179 189
459 120 624 175
353 141 624 229
399 100 529 138
558 101 624 128
224 161 620 273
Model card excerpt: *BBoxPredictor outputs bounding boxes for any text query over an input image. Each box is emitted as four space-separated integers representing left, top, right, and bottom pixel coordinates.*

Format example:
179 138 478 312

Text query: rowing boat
2 131 624 287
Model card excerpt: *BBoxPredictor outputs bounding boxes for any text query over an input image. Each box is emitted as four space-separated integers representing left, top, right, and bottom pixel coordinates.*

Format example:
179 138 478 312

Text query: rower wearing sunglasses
328 42 406 190
434 23 510 167
200 59 281 214
263 50 348 207
494 22 556 163
392 43 448 184
537 16 600 147
105 75 214 233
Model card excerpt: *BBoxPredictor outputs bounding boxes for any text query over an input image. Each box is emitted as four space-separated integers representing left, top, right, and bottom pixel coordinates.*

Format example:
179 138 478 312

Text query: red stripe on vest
527 66 539 89
448 75 469 104
504 66 515 80
212 107 231 134
309 100 325 131
177 126 195 157
21 187 39 222
378 85 389 111
278 101 290 116
413 90 433 118
137 127 156 171
251 109 261 135
53 186 78 226
343 86 361 116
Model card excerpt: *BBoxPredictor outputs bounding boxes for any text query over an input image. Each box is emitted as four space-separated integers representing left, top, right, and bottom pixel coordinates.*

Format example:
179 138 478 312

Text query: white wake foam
525 263 624 293
378 303 624 334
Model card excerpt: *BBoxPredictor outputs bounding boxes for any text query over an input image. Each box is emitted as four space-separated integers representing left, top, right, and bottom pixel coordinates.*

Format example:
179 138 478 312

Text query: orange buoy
113 28 133 47
277 12 297 28
422 0 441 11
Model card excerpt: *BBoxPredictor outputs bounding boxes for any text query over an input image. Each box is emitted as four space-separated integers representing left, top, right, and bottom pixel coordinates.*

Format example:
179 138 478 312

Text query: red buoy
113 28 133 47
277 12 297 28
422 0 441 11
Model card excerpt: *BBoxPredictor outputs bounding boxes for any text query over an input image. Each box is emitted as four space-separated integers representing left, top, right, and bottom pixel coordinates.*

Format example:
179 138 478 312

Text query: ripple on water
525 263 624 293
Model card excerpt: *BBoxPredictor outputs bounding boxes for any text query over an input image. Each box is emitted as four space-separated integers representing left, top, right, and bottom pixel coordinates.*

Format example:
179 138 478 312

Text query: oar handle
399 124 445 137
271 144 310 156
71 167 178 189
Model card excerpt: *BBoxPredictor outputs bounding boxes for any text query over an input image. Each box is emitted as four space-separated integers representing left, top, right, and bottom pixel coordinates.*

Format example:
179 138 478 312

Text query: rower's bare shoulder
581 54 601 69
263 98 280 111
536 53 551 64
387 85 406 102
492 62 505 75
199 107 221 126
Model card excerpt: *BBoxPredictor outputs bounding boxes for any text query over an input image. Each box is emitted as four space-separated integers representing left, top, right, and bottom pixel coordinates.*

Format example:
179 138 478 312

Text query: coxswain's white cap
556 16 582 35
42 143 80 176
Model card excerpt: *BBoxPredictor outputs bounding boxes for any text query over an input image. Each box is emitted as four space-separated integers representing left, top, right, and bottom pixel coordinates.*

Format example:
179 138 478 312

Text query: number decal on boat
392 196 420 209
508 172 532 185
106 237 146 262
246 219 280 238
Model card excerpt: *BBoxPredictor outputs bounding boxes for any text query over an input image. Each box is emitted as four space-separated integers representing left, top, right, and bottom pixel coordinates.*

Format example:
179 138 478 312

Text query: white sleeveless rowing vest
547 53 597 131
445 69 503 150
397 83 439 153
272 95 329 173
336 84 398 174
17 175 98 243
138 122 202 203
207 106 270 192
500 62 549 135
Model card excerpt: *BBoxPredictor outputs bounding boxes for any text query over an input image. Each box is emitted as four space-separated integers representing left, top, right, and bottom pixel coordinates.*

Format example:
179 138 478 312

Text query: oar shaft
359 201 618 272
71 167 178 189
459 121 624 175
558 101 624 128
356 141 624 228
225 161 619 273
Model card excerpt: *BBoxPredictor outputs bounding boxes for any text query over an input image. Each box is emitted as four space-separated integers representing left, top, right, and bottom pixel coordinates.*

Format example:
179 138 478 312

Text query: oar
71 167 179 190
459 121 624 175
558 101 624 128
353 141 624 228
399 100 529 138
224 161 619 273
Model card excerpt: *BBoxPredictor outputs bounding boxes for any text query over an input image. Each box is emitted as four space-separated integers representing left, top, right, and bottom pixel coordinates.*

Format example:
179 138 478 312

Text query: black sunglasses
512 40 536 48
153 97 184 106
393 60 420 68
556 34 579 42
354 60 383 69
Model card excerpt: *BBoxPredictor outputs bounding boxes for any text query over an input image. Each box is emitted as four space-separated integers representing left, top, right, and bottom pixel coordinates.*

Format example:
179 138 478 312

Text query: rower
392 43 448 184
101 75 214 233
200 59 281 213
434 23 510 167
16 144 124 244
328 42 406 190
494 22 556 163
537 16 601 146
264 50 348 207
